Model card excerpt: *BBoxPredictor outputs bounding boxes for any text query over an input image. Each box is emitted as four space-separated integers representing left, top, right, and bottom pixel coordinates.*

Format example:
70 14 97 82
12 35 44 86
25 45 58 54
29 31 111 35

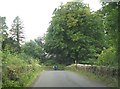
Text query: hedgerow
2 51 42 87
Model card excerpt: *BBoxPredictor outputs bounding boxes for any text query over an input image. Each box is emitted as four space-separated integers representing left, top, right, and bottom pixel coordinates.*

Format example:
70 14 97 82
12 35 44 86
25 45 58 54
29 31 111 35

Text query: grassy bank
26 69 43 87
2 52 43 87
65 65 118 87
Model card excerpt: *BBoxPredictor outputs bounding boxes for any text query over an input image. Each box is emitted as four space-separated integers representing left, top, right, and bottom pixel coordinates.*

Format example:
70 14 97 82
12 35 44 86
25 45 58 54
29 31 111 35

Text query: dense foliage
21 38 46 63
97 2 119 67
2 52 41 87
44 1 119 67
44 2 107 65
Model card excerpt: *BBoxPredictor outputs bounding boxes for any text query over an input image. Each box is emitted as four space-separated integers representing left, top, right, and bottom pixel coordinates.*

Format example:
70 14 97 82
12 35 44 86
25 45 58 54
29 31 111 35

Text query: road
31 70 107 87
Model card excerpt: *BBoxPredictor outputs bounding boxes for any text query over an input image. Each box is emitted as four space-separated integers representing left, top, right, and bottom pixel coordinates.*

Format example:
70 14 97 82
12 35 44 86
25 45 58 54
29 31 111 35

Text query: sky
0 0 102 42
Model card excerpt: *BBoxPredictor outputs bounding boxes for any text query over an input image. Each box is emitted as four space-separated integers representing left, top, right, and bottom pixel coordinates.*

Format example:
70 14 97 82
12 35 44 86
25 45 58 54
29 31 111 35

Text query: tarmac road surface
31 70 107 87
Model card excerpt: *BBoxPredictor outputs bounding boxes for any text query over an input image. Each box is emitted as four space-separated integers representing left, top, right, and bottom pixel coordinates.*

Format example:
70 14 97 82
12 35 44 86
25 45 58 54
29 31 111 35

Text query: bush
96 47 117 67
3 80 21 87
2 52 42 87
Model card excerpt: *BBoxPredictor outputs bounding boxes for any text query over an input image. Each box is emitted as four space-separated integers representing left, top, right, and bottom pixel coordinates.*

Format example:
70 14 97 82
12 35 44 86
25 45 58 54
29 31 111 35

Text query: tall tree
102 2 118 48
0 16 8 51
44 2 106 65
101 2 119 63
9 16 25 48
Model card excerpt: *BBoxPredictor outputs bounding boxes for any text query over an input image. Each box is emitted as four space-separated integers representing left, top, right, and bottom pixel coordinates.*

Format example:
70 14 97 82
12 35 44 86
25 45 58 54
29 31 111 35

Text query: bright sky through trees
0 0 101 41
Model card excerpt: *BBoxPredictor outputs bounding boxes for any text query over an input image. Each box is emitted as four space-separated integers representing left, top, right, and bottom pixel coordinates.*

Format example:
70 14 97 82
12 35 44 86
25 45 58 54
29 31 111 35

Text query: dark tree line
1 1 119 66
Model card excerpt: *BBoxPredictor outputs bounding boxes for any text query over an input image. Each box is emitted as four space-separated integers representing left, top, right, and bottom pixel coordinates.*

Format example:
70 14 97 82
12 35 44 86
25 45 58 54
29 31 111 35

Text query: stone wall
76 64 118 78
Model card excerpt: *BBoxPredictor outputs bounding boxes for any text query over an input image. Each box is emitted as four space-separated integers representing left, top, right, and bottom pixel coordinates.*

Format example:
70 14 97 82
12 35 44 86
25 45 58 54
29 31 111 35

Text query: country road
31 70 107 87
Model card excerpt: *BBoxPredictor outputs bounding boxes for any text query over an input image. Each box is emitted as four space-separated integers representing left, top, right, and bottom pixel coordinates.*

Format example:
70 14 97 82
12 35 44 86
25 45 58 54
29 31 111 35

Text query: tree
102 2 118 47
0 16 8 51
118 2 120 67
21 39 45 62
35 36 46 62
2 37 19 53
44 2 106 65
9 16 25 51
101 2 119 63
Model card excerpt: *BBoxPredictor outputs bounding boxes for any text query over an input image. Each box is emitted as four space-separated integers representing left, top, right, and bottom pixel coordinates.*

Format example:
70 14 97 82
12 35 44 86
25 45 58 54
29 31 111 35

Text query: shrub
96 47 117 68
2 52 42 87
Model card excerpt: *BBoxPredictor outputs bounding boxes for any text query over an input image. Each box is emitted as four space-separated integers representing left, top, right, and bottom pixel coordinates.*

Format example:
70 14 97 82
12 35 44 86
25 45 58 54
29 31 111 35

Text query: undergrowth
2 51 43 87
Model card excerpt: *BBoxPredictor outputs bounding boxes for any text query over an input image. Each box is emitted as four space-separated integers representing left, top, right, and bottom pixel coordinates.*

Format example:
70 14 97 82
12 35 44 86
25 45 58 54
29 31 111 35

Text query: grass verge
26 69 44 87
65 65 118 87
